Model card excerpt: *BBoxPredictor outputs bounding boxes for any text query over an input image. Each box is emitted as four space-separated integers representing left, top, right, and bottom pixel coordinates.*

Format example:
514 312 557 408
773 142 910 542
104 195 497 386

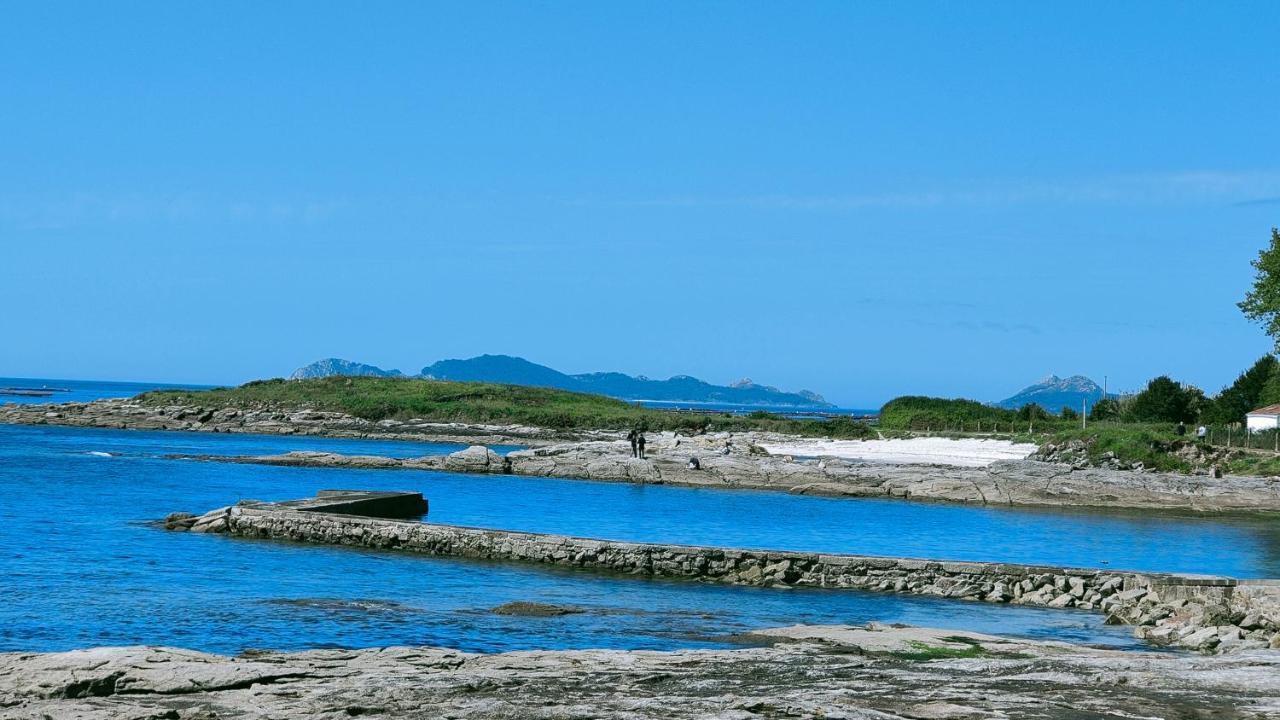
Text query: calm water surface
0 377 211 405
5 423 1273 655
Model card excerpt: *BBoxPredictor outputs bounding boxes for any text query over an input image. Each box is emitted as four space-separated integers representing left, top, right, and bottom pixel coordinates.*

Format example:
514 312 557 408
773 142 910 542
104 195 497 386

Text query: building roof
1247 403 1280 416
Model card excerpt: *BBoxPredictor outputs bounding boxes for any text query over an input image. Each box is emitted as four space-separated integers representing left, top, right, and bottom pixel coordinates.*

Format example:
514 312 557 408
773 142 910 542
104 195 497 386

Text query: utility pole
1082 399 1087 429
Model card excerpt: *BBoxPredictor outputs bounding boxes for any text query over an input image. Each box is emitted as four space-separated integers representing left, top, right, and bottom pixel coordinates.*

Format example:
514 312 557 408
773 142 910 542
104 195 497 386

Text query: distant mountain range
996 375 1108 413
290 354 833 408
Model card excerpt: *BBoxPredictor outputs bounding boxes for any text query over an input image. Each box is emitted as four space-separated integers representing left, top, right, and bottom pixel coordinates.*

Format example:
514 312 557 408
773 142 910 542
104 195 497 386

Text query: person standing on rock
627 429 638 458
1197 425 1208 443
637 432 647 460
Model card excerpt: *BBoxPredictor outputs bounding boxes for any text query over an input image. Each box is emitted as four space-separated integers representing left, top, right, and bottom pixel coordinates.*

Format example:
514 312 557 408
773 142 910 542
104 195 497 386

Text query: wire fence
886 419 1280 454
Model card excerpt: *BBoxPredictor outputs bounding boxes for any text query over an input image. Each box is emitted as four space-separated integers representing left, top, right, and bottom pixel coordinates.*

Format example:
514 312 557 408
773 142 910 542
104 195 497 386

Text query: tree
1239 227 1280 351
1060 406 1078 420
1259 362 1280 408
1017 403 1050 422
1126 376 1201 423
1089 398 1121 421
1208 354 1278 424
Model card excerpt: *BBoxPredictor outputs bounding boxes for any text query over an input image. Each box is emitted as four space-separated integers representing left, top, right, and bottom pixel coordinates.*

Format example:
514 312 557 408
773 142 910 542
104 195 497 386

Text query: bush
1017 403 1050 422
1089 398 1121 421
1208 354 1277 424
1125 376 1203 423
1047 425 1192 473
878 396 1013 430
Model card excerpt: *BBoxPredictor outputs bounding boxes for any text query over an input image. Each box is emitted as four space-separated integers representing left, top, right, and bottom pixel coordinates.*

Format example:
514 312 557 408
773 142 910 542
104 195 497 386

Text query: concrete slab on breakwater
286 489 428 518
178 492 1280 653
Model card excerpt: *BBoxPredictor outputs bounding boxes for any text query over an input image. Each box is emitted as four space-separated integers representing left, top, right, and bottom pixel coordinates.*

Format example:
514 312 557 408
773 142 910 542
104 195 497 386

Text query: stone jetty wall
216 503 1280 653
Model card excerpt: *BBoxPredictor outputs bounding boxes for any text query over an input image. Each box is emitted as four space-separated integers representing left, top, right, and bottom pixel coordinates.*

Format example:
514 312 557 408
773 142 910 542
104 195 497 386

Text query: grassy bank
139 377 876 438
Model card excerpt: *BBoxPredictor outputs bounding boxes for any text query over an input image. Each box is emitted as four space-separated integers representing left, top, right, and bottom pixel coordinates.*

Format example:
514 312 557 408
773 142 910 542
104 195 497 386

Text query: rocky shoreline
0 398 577 446
10 397 1280 512
183 436 1280 513
4 624 1278 719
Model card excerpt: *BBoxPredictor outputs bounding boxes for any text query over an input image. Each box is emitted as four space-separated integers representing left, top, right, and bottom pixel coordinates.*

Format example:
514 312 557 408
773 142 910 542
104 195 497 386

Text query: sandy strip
758 437 1038 468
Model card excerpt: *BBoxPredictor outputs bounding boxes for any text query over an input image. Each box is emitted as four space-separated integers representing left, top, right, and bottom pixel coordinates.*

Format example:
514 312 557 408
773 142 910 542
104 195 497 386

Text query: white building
1246 404 1280 433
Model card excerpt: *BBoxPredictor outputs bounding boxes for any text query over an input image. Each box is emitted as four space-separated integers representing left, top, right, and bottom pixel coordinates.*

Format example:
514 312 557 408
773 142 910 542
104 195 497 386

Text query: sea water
6 422 1272 654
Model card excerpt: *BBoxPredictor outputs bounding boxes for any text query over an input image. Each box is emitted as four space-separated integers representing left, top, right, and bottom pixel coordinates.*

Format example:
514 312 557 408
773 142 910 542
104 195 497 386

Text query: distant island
996 375 1108 413
290 354 833 408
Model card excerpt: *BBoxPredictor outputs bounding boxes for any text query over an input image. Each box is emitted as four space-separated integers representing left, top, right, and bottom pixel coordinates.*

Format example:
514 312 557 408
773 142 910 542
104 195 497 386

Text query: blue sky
2 2 1279 407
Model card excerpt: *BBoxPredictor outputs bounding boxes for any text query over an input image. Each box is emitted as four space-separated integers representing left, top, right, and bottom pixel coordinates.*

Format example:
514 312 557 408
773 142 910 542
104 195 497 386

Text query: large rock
442 445 507 473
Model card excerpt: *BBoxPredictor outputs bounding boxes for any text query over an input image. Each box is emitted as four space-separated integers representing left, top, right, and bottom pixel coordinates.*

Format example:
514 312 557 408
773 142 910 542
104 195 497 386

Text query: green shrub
878 396 1014 430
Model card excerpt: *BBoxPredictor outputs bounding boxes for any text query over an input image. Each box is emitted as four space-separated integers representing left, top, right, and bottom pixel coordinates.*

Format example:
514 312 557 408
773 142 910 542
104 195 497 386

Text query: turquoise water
6 423 1272 655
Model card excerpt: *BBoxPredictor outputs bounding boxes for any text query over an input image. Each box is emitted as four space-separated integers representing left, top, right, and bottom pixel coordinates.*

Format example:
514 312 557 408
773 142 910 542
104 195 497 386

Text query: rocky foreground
4 624 1279 719
188 433 1280 513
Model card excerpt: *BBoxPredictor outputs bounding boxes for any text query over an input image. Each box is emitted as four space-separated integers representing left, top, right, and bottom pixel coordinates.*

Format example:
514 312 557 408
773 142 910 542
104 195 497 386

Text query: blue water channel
4 422 1274 655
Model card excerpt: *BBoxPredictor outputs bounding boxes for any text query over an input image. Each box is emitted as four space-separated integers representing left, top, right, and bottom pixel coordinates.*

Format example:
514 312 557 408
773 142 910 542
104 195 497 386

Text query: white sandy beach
758 437 1038 468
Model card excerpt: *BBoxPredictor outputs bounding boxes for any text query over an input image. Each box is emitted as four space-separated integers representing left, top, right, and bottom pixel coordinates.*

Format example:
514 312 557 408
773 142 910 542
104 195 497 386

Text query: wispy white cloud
0 191 351 230
1232 195 1280 207
574 170 1280 211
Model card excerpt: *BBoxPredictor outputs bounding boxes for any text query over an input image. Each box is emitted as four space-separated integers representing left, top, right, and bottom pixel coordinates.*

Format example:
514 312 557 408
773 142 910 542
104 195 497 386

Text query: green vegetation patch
878 396 1015 430
1226 453 1280 477
1044 425 1195 473
885 639 992 662
139 376 876 438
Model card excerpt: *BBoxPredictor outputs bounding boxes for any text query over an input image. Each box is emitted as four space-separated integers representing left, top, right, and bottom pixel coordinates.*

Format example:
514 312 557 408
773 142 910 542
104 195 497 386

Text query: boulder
443 445 506 473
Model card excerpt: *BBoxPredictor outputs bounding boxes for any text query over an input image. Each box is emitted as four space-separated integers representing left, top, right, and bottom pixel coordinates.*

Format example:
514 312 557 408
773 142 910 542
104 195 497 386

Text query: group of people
626 428 647 459
625 428 703 469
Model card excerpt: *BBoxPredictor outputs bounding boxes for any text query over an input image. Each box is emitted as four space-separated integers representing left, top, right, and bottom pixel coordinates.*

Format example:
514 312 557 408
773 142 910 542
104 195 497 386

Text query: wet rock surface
3 625 1278 719
488 601 584 617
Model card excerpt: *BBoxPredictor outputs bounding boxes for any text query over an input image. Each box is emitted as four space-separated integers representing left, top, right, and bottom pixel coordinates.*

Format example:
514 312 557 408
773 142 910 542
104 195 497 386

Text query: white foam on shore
757 437 1038 468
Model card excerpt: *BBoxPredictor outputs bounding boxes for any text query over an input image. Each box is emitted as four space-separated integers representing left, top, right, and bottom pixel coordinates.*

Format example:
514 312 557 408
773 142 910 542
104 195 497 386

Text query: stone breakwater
8 625 1280 719
186 499 1280 654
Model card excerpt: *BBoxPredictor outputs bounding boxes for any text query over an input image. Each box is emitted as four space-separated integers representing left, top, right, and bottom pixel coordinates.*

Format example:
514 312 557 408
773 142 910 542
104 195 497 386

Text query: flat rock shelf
7 624 1280 719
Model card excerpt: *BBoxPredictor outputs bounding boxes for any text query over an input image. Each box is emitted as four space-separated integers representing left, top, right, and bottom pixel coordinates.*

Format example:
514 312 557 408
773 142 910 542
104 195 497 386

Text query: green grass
138 376 876 438
1226 453 1280 477
884 639 992 662
1041 424 1196 473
